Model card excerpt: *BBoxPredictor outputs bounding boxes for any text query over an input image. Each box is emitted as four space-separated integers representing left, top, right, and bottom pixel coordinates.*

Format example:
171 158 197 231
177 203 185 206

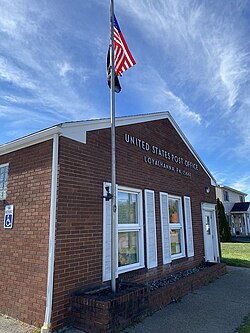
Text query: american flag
113 15 136 76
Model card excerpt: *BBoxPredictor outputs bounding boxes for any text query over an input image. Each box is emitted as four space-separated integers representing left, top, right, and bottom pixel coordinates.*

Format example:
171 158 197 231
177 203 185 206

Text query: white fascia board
0 126 62 156
231 211 249 214
61 111 172 144
219 185 248 197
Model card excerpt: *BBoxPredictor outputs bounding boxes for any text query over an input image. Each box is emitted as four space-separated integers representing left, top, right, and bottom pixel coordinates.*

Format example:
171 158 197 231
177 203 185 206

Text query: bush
216 199 231 242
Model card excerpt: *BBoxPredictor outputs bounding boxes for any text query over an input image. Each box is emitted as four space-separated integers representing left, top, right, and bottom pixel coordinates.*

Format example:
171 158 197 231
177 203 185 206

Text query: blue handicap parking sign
4 205 14 229
4 214 13 228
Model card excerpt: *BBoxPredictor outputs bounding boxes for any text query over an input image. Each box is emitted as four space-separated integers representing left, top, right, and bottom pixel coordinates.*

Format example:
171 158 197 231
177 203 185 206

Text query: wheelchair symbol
4 214 12 228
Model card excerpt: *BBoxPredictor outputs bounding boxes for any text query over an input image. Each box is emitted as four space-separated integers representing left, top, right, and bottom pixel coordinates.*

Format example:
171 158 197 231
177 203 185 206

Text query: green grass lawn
221 242 250 332
221 242 250 268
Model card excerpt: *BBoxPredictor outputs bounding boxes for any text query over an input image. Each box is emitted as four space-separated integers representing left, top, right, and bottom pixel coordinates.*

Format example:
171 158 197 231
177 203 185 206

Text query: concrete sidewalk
0 314 36 333
0 266 249 333
123 266 250 333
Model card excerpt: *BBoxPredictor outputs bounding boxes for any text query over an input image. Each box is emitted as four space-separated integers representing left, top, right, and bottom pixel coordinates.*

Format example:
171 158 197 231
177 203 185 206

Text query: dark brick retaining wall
71 263 227 333
149 263 227 313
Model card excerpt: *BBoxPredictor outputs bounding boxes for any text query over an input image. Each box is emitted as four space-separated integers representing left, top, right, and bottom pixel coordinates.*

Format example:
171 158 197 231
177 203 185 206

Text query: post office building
0 112 223 332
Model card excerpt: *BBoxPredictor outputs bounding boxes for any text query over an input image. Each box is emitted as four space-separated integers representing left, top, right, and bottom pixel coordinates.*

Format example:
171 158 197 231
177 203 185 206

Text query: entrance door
202 203 219 263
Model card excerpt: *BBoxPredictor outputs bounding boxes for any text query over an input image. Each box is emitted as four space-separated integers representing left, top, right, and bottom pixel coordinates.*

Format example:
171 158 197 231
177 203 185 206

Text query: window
223 190 229 202
0 164 9 200
118 188 144 273
168 195 185 259
240 195 244 203
205 215 211 235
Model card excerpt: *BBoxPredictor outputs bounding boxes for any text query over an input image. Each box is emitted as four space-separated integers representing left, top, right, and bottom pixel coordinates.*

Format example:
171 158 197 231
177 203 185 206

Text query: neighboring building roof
231 202 250 213
0 111 216 185
216 185 248 197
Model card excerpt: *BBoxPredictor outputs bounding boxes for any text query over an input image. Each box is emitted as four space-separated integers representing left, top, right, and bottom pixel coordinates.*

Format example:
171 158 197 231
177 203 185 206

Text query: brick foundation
70 263 227 333
149 262 227 313
71 283 149 333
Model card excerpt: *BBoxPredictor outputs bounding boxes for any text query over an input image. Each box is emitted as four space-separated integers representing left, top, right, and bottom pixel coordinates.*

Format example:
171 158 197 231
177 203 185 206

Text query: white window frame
117 186 144 274
168 194 186 260
0 163 9 200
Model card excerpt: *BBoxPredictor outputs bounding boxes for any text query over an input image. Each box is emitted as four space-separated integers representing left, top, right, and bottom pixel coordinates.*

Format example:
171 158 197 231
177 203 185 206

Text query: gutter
41 133 59 333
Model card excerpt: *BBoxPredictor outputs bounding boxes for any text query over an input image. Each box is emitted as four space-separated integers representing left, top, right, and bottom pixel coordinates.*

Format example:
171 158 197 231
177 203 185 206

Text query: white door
204 210 215 261
202 203 219 263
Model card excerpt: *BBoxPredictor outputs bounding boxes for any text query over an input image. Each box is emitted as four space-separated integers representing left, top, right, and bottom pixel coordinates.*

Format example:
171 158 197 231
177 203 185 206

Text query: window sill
118 263 145 275
171 253 185 261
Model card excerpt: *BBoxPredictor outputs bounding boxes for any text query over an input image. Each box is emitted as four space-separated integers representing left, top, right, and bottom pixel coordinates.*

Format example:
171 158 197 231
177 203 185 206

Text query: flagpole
110 0 117 293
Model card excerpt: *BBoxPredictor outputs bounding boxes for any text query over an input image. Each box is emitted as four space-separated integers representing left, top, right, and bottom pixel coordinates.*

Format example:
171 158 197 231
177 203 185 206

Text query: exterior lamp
205 186 210 194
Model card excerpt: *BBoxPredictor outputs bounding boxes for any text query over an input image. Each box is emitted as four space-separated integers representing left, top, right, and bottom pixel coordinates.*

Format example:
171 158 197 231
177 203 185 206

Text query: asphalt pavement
0 266 249 333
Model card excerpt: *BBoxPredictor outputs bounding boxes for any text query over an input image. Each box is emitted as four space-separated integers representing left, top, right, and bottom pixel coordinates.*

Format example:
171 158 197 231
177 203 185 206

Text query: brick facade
0 117 218 331
52 118 216 330
0 141 53 327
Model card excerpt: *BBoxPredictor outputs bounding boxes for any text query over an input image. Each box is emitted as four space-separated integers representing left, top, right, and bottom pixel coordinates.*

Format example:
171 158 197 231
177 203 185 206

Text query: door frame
201 202 220 263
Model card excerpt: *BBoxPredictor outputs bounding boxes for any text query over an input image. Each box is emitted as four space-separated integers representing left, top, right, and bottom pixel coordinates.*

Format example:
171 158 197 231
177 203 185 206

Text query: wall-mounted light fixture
103 186 113 201
205 186 210 194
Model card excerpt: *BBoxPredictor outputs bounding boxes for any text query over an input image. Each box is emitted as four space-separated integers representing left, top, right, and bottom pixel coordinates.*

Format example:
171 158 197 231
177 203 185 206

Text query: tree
216 198 231 242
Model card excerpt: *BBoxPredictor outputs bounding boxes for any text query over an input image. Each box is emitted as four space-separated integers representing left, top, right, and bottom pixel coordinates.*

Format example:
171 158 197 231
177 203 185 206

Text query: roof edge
0 112 171 156
0 126 62 155
217 185 248 196
0 111 216 184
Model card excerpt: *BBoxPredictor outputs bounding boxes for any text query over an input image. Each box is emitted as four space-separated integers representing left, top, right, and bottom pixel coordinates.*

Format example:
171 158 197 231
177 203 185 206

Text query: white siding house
216 185 249 236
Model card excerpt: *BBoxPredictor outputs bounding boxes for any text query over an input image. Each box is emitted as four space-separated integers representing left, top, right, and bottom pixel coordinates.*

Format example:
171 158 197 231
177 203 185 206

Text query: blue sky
0 0 250 199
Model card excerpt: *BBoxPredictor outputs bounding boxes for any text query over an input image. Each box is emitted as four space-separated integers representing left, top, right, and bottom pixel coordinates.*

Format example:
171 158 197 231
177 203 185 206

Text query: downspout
41 133 59 333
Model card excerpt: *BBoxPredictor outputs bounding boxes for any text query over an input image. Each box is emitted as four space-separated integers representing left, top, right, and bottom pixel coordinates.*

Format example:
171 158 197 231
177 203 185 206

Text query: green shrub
217 199 231 242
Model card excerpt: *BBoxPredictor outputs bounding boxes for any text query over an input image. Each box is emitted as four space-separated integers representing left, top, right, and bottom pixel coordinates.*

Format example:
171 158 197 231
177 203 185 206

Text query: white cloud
0 57 35 90
119 0 249 111
0 0 106 136
202 37 250 110
162 90 201 124
58 62 74 77
231 175 250 199
0 0 43 38
130 65 201 125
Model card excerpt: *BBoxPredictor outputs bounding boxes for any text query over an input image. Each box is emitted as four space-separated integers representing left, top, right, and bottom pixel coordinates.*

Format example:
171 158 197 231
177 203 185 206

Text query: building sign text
124 133 199 177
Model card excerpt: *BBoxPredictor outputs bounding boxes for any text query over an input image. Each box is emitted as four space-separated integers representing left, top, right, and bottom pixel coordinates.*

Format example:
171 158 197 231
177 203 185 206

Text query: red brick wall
0 141 53 326
53 118 216 329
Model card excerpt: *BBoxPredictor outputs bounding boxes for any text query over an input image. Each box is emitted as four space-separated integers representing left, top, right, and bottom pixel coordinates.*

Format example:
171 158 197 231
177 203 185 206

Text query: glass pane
170 229 181 255
169 198 179 223
206 215 211 234
118 231 139 267
118 191 137 224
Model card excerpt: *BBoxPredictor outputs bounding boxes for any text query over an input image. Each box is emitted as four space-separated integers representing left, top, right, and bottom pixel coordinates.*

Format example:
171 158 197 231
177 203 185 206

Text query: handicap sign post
4 205 14 229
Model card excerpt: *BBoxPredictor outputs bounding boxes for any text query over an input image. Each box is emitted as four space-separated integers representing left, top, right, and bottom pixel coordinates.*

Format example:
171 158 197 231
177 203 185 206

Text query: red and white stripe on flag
114 15 136 76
